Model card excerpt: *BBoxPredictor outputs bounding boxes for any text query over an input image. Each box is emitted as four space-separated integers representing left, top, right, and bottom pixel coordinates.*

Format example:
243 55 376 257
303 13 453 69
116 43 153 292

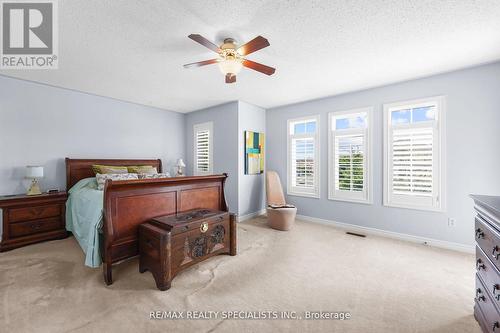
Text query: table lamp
26 166 44 195
176 159 186 176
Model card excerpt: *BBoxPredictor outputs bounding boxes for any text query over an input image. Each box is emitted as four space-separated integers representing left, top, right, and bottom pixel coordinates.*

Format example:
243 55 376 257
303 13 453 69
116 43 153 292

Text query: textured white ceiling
2 0 500 113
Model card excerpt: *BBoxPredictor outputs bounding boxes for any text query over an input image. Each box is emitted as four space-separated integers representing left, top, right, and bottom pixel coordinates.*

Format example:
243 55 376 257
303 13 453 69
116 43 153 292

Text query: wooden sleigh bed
65 158 229 285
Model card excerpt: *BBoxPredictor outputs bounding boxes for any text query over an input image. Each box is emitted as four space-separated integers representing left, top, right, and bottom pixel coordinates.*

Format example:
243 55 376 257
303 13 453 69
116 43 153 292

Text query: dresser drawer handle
493 246 500 260
494 285 500 301
476 288 485 302
477 259 486 271
30 223 42 230
29 208 43 217
476 228 485 239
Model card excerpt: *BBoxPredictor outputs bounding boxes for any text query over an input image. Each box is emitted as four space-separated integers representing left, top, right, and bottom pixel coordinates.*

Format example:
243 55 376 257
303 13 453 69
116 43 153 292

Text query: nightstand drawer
9 217 62 238
8 204 61 223
0 192 68 252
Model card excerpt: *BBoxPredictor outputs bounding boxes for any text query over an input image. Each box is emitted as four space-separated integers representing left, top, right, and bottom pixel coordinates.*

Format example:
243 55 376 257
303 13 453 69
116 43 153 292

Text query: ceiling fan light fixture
218 57 243 75
184 34 275 83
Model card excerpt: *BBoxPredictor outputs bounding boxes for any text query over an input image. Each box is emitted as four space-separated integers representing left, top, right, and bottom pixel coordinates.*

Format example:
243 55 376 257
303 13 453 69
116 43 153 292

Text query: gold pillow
101 167 129 174
92 164 129 174
127 165 157 174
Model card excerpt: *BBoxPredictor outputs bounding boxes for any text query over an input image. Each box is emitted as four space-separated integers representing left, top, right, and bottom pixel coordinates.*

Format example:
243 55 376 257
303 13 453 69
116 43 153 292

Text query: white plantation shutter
287 116 320 197
291 137 315 189
391 127 433 196
196 130 210 172
335 134 364 192
194 122 213 175
384 97 445 211
328 108 371 203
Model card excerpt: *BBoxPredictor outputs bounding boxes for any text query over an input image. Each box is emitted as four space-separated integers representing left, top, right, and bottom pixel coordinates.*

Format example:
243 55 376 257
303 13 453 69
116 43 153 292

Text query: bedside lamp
176 159 186 177
26 166 44 195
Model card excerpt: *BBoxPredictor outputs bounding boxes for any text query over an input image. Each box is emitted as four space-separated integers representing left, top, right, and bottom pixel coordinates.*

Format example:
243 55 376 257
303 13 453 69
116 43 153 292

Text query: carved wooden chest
138 209 236 290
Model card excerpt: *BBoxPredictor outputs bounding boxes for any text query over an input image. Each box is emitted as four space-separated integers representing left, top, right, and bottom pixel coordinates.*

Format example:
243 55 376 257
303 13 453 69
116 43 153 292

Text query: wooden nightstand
0 192 68 252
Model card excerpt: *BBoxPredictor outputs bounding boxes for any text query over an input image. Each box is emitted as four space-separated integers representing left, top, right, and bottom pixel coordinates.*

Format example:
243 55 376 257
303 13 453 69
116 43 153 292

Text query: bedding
92 164 128 174
101 166 129 174
95 172 138 190
65 178 104 267
137 172 171 179
127 165 157 174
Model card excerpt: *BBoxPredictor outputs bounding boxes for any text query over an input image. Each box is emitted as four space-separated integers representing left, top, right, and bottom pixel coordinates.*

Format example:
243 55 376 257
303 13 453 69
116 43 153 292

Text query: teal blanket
66 178 103 268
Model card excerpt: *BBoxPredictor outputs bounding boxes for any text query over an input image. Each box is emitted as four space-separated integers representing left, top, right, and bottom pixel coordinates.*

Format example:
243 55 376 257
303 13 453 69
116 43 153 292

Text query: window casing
287 115 320 198
193 122 213 176
328 108 372 203
383 96 446 211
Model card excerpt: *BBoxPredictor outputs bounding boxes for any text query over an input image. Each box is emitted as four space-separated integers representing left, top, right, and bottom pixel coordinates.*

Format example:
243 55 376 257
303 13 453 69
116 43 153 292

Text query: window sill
194 171 213 176
328 196 372 205
287 191 320 199
383 202 445 213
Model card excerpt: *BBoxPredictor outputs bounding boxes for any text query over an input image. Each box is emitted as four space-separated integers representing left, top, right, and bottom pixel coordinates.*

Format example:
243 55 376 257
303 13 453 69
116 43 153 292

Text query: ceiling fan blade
237 36 270 56
188 34 221 53
225 73 236 83
183 59 219 68
242 59 275 75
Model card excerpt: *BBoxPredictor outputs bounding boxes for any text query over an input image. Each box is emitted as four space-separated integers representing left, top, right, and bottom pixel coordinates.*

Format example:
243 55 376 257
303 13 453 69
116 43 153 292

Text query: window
384 96 445 211
328 108 372 203
193 122 213 175
287 115 320 198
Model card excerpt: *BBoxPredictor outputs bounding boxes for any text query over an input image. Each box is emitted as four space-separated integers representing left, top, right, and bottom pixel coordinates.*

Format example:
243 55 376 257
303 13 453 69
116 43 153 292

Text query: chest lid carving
150 208 227 233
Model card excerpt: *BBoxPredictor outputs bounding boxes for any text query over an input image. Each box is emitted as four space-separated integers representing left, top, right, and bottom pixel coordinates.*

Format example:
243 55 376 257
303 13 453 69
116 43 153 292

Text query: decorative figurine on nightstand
176 158 186 177
26 165 44 195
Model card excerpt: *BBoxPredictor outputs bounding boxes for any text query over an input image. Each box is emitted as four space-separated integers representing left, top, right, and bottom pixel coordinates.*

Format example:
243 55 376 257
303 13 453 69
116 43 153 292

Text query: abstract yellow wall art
245 131 264 175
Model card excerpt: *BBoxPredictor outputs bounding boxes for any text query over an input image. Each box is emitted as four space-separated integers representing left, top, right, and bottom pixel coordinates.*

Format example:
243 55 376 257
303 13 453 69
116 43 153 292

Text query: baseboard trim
296 214 474 254
237 209 267 222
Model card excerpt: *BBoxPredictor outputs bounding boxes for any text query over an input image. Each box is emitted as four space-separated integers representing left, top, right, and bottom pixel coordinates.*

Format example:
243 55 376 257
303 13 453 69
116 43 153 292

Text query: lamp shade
26 166 44 178
176 159 186 168
218 59 243 75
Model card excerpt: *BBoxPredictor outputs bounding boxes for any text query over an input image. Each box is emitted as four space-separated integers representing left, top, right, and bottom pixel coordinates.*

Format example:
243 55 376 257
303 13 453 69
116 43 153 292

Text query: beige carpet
0 217 479 333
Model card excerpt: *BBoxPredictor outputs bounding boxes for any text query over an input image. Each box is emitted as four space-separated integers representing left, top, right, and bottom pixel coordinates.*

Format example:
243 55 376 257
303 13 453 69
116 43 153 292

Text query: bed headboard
65 158 162 191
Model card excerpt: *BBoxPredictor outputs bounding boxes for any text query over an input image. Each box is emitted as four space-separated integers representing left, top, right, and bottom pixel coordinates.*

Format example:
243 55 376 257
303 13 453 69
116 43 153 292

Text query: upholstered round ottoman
266 206 297 231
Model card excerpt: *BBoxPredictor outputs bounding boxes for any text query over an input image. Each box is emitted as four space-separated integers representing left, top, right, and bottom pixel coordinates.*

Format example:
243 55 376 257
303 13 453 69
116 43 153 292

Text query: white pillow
137 172 171 179
96 173 139 190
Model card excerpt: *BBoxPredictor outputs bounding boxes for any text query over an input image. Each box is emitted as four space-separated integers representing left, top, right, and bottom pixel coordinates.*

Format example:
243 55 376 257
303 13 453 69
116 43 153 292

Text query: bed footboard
102 174 229 285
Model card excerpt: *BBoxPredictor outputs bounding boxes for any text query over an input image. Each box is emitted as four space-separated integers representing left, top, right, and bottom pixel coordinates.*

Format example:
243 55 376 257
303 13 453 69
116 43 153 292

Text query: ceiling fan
183 34 276 84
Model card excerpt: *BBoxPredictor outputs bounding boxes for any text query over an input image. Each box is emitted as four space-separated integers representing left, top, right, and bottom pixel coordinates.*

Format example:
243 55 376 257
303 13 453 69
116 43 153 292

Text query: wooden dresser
472 195 500 332
0 192 68 252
